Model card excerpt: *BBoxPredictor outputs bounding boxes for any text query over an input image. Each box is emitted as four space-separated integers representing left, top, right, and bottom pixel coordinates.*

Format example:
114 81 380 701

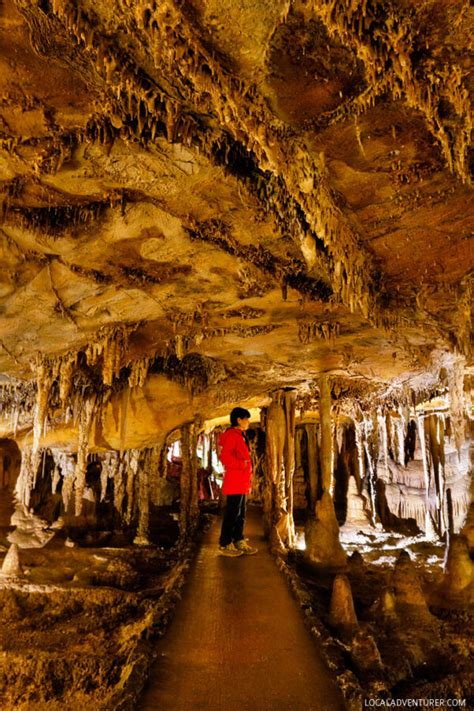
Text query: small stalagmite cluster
0 0 472 708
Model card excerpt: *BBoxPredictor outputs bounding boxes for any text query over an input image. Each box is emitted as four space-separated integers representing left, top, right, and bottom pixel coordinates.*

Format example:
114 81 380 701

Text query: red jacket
218 427 252 495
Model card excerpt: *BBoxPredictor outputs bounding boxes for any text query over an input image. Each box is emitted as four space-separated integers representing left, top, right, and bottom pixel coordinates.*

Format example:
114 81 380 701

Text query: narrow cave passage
140 508 345 711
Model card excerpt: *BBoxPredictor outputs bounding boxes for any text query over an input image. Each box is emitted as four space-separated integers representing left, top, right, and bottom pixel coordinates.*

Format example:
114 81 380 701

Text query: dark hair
230 407 251 427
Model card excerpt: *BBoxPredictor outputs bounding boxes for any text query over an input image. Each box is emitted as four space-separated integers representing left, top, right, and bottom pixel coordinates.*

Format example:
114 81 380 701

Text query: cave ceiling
0 0 472 411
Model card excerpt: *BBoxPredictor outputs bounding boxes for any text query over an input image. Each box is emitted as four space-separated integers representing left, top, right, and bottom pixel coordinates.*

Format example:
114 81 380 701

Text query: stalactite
113 455 126 520
362 418 377 526
15 445 35 508
308 0 472 184
298 320 340 344
50 451 76 513
42 0 379 324
51 459 61 495
378 411 389 470
58 353 76 406
31 356 56 471
128 357 152 388
391 413 405 467
354 418 365 488
101 451 118 502
85 323 133 386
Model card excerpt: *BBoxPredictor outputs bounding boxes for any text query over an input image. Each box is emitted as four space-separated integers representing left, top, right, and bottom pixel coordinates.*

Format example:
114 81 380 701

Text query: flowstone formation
0 0 472 708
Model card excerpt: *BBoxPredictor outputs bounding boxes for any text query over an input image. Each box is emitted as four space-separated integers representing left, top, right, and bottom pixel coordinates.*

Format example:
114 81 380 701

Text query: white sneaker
234 540 258 555
219 543 244 557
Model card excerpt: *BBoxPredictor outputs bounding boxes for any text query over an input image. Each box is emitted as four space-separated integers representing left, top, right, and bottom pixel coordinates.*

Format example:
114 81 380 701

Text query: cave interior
0 0 472 708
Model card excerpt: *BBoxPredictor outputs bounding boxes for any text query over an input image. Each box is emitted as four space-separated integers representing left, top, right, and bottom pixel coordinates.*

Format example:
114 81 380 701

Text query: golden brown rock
442 534 473 597
329 573 358 629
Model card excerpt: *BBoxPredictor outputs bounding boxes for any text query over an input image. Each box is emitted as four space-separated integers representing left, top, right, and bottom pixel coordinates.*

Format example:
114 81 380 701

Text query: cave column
305 423 318 509
319 376 332 494
416 413 437 540
179 426 191 540
282 390 296 547
428 414 446 536
134 448 152 545
263 390 296 550
363 413 379 525
304 376 346 568
179 422 199 541
189 422 199 526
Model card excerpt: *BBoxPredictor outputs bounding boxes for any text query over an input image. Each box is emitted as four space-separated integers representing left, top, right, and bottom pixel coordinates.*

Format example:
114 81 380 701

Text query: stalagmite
442 534 473 598
1 543 22 576
460 503 474 552
305 377 346 567
373 588 397 621
391 551 432 622
329 574 358 629
350 630 383 673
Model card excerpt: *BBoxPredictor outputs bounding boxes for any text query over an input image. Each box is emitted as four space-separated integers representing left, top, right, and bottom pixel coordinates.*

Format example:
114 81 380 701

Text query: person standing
218 407 258 557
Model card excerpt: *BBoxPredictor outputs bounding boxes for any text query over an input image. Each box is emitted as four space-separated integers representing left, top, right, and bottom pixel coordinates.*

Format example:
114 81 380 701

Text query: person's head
230 407 251 430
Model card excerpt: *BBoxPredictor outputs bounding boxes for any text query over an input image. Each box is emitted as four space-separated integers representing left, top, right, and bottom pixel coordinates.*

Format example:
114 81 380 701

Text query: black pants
219 494 247 547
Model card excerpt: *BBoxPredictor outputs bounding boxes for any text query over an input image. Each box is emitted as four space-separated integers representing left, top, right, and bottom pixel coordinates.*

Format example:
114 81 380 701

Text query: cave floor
140 506 345 711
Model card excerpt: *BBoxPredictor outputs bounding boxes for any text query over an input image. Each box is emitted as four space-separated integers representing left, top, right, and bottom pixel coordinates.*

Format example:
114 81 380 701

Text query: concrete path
140 507 345 711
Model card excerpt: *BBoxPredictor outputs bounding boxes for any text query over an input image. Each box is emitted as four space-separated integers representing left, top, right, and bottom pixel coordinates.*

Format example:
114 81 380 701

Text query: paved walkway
140 507 345 711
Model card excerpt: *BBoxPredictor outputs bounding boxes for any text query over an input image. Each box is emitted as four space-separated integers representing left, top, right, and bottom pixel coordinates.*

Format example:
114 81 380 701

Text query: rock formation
1 543 22 576
441 534 473 601
0 0 471 706
329 573 358 630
